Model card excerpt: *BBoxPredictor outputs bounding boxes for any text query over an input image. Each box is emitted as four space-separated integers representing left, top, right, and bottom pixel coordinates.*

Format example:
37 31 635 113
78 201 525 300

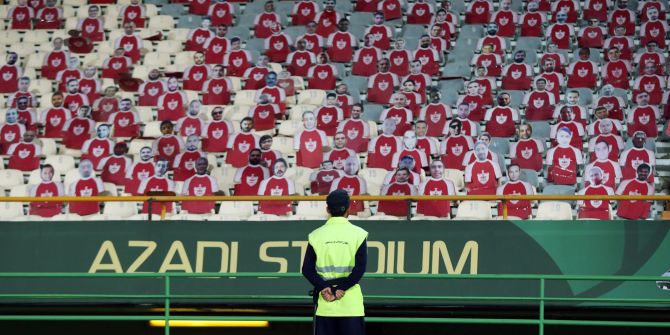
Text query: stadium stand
0 0 668 221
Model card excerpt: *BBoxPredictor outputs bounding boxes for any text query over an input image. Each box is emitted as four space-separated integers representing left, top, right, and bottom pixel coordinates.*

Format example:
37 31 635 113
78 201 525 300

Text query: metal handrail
2 194 667 220
2 195 670 201
0 272 669 335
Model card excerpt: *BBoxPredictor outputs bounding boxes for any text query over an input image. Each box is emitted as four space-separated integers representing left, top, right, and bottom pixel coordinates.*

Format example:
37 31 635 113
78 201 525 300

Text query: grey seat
228 26 251 40
439 81 461 105
342 76 368 94
160 4 186 16
506 90 526 109
542 184 576 195
244 38 265 54
612 89 629 104
145 0 168 5
442 64 470 79
349 12 374 25
588 48 603 64
177 15 203 29
489 137 511 155
275 2 294 16
362 103 384 122
458 25 483 39
333 63 347 78
529 121 551 140
520 169 540 188
573 88 594 106
402 25 426 40
349 24 367 41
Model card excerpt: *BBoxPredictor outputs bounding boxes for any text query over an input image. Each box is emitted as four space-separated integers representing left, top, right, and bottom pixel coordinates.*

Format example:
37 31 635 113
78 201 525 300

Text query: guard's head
326 189 350 217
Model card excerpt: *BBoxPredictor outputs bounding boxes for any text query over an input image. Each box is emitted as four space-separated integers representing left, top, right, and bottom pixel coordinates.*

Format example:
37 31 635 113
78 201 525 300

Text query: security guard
302 189 368 335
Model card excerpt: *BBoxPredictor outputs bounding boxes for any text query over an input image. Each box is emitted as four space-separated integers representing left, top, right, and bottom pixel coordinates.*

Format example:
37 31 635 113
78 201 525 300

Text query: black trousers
314 316 365 335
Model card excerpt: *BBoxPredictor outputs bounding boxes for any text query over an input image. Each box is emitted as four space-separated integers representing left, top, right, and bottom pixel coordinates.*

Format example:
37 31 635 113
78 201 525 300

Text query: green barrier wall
0 220 669 306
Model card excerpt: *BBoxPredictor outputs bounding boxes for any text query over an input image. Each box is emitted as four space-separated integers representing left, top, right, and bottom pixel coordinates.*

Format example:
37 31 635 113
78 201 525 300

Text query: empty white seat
366 214 401 221
0 202 24 220
454 201 493 220
217 201 254 219
142 52 172 67
39 138 57 156
297 89 326 105
277 120 302 136
247 214 281 221
102 201 139 218
444 169 465 191
270 136 294 156
210 167 236 193
53 213 85 220
43 155 76 175
295 201 327 219
285 166 312 186
0 169 25 190
9 184 30 196
223 105 250 121
148 15 176 31
142 121 163 138
63 169 81 189
173 51 196 66
535 201 573 220
233 90 258 106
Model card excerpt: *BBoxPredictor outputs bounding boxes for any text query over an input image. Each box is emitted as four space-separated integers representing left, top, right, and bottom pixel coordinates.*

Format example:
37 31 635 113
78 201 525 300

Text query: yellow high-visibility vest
308 216 368 317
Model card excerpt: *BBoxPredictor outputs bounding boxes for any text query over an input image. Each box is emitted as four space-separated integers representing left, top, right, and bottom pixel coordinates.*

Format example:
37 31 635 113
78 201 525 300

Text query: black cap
327 189 350 213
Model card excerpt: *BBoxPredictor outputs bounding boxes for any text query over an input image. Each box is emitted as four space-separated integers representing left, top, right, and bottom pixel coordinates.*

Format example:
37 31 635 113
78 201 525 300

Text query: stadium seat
217 201 255 219
365 214 402 221
233 90 258 106
210 167 236 194
53 213 85 221
295 201 328 219
519 169 540 188
0 170 25 191
297 90 327 105
168 213 216 220
44 156 76 175
148 15 176 31
444 169 465 191
542 185 576 195
143 121 163 138
270 136 295 156
94 194 124 210
535 202 573 220
277 120 302 136
223 105 251 121
247 214 282 221
9 184 29 196
0 202 25 220
454 201 493 220
358 168 387 195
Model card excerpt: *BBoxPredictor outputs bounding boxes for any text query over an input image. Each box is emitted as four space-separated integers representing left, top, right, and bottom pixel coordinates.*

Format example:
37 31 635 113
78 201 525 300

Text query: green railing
0 273 669 335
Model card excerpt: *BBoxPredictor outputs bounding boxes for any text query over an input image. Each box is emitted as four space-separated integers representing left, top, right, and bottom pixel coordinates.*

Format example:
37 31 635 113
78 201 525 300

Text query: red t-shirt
258 176 294 215
182 174 219 214
234 164 269 196
417 178 455 217
465 160 501 195
30 181 64 217
68 177 104 216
